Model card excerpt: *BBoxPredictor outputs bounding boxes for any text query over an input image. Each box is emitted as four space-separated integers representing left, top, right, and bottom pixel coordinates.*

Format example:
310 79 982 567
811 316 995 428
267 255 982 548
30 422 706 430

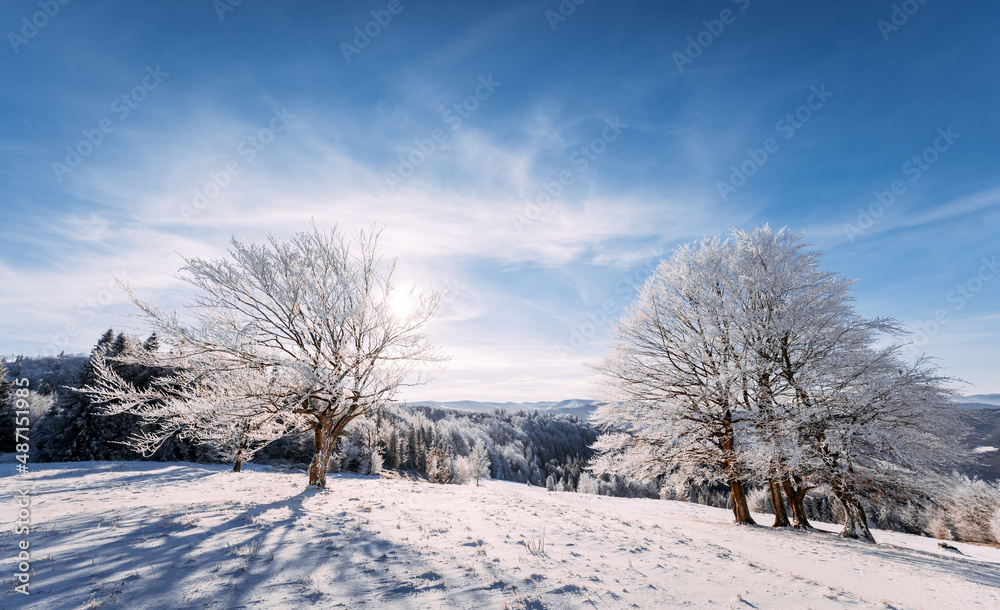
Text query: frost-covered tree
784 348 967 542
591 237 758 524
592 227 971 537
725 227 880 530
925 474 1000 544
88 354 303 471
470 440 491 486
335 416 384 475
84 225 445 488
452 438 492 485
727 228 837 527
426 445 453 484
728 228 968 541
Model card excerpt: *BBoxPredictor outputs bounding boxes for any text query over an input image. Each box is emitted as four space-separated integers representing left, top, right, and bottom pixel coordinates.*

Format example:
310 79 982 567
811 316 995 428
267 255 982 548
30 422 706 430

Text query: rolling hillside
3 461 999 609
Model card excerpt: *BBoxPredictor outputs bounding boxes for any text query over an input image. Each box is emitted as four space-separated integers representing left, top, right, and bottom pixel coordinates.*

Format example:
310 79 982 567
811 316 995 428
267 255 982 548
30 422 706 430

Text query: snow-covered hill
3 462 999 609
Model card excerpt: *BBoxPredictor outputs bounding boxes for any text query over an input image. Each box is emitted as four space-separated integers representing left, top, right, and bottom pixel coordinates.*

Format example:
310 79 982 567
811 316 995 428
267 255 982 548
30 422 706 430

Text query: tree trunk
780 476 812 530
720 408 755 525
830 478 875 543
768 479 790 527
308 414 353 489
233 446 245 473
309 415 336 489
728 475 756 525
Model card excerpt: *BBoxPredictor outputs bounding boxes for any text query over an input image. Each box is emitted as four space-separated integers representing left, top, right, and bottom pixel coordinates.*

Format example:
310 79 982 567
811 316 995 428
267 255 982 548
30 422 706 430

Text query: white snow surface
3 462 1000 609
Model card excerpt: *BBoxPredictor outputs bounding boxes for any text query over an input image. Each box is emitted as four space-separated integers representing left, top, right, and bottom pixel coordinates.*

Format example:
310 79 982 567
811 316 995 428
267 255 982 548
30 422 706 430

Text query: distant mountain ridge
406 399 596 420
409 395 1000 417
954 394 1000 409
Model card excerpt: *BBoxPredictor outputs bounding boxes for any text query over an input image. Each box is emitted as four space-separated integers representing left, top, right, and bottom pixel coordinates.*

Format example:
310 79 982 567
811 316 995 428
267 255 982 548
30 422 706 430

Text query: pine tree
142 333 159 353
385 428 399 469
0 366 12 406
0 365 16 453
35 330 177 462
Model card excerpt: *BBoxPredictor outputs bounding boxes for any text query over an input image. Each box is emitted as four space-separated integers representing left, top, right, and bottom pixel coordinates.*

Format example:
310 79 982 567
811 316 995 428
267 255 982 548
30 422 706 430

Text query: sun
388 283 420 320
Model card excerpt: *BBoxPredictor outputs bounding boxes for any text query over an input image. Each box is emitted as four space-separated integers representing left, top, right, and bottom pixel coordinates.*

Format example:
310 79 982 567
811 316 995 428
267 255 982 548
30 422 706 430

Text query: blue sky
1 0 998 401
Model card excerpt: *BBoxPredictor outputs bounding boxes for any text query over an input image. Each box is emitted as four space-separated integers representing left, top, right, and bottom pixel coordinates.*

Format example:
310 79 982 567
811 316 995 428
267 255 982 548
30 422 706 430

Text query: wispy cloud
3 0 998 397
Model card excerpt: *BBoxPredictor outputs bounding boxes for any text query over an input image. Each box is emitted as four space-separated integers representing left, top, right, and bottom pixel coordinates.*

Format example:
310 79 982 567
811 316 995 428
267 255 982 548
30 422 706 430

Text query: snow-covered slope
3 462 999 609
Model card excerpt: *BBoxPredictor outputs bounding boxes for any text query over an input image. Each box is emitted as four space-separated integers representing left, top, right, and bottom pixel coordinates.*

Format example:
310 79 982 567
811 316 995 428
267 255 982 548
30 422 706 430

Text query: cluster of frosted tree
257 404 609 492
0 355 83 454
82 225 444 488
591 227 972 542
746 473 1000 544
5 336 650 497
2 354 88 394
1 355 78 454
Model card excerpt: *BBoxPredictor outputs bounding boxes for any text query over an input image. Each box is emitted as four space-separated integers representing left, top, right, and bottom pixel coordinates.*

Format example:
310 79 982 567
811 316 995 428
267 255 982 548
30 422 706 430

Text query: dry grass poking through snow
3 461 1000 609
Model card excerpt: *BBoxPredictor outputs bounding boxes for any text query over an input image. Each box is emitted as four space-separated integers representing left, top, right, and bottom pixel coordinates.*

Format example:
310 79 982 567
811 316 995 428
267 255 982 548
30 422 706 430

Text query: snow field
3 461 1000 609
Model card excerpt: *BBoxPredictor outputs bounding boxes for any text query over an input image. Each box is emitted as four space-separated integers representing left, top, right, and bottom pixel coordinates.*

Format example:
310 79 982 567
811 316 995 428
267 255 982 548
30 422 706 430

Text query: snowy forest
3 227 1000 549
1 343 628 494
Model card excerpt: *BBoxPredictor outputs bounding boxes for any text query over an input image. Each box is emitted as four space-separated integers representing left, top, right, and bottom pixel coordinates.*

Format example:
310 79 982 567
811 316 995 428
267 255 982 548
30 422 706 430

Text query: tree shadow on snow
7 464 508 609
